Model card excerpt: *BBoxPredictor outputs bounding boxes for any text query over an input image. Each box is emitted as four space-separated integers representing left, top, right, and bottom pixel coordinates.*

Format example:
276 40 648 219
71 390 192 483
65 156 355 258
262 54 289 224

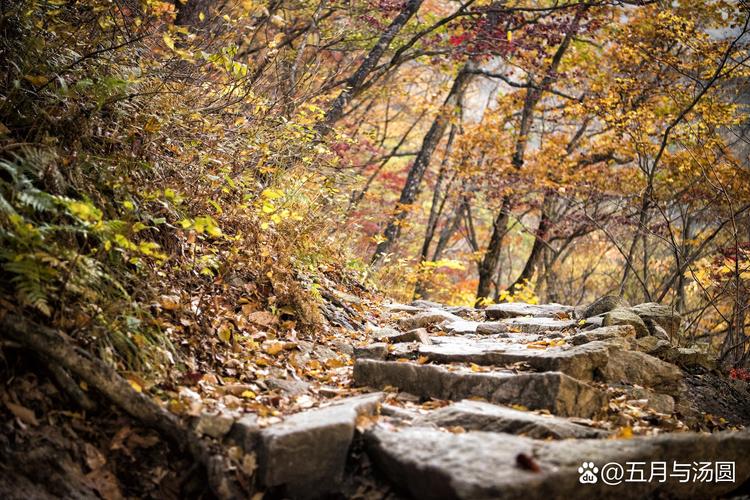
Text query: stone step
485 302 575 320
477 317 578 334
353 359 605 417
397 308 464 330
415 336 612 381
442 319 481 334
416 400 610 439
367 324 681 396
227 393 384 498
365 426 750 500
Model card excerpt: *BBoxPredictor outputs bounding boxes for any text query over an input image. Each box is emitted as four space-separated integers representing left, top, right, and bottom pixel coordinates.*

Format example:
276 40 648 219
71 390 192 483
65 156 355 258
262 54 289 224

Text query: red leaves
449 33 468 47
729 368 750 381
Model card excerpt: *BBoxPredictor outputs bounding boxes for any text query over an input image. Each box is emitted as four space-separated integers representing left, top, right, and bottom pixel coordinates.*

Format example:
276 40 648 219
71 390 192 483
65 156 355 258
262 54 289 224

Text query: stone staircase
197 298 750 498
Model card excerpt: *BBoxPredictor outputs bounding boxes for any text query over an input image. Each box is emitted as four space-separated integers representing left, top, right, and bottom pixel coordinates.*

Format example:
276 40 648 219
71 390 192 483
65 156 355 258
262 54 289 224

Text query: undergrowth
0 0 368 379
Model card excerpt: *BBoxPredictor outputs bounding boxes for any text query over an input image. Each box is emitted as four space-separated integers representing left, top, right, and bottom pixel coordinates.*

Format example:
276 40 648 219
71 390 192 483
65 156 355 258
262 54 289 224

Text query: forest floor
2 288 750 499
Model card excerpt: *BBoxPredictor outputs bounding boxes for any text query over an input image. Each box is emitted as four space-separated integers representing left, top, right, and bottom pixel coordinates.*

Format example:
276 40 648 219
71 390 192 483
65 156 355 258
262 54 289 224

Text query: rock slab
257 393 383 498
485 302 574 320
417 400 609 439
354 359 605 417
365 426 750 500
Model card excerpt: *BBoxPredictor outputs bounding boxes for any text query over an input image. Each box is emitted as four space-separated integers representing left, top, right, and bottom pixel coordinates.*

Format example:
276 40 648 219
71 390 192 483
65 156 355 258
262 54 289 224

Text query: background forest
2 0 748 369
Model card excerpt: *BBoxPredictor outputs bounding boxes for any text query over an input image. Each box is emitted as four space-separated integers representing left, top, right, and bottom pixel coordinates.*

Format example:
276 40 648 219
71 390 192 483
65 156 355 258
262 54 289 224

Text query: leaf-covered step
353 359 606 418
416 400 610 439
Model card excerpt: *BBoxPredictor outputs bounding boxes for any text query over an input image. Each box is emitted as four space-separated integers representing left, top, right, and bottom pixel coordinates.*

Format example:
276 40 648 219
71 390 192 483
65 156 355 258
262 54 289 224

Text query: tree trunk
319 0 424 131
502 199 551 298
372 64 474 264
475 12 580 303
476 196 512 302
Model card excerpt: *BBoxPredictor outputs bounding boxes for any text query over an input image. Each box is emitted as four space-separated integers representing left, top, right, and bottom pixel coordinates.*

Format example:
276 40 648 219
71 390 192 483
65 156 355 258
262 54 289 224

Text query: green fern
3 254 58 316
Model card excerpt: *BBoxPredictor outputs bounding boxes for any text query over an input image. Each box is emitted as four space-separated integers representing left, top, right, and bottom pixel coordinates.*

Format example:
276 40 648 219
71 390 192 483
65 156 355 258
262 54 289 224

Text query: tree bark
0 314 246 497
502 198 551 298
319 0 424 131
1 313 187 444
475 12 580 303
371 64 474 264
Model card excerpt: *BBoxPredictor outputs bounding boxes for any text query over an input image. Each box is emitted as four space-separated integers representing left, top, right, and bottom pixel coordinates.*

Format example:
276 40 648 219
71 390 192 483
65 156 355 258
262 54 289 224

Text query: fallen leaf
5 401 38 426
163 33 175 51
248 310 277 327
85 467 123 500
355 413 379 431
159 294 181 310
84 443 107 471
615 426 633 439
110 426 133 453
24 74 49 86
264 342 285 356
516 453 541 472
127 432 159 449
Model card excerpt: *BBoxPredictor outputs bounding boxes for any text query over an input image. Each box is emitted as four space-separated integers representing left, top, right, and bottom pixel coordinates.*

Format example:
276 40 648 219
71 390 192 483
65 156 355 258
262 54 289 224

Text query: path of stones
197 297 750 499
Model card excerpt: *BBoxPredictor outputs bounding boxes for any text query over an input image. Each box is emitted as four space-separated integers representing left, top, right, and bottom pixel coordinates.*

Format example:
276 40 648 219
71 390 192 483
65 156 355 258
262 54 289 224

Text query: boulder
364 426 750 500
354 359 605 417
602 308 649 338
645 320 670 341
266 377 311 396
418 400 609 439
580 314 605 329
626 386 675 415
600 350 683 395
485 302 574 320
368 325 400 338
578 295 630 318
383 302 421 313
635 336 671 356
380 404 420 422
661 347 715 370
258 393 383 498
629 302 681 338
476 322 511 335
443 319 480 334
444 305 478 317
377 327 432 344
568 325 636 346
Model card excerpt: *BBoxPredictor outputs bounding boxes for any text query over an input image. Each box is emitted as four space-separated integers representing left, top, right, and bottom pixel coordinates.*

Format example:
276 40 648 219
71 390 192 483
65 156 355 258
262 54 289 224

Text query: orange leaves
263 341 285 356
526 339 566 349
